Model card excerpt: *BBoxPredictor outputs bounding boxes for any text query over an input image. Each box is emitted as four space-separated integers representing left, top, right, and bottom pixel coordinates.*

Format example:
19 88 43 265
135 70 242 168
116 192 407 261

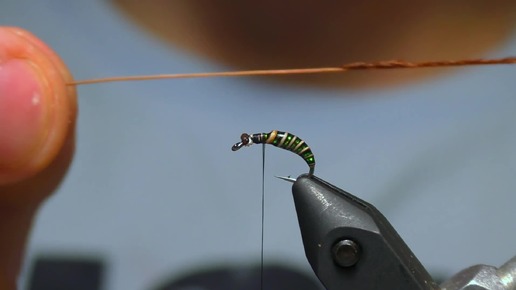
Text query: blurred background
2 1 516 289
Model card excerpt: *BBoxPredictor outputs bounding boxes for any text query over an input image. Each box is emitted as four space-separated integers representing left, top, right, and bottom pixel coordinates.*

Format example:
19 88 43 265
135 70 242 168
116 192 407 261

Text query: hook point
275 175 297 183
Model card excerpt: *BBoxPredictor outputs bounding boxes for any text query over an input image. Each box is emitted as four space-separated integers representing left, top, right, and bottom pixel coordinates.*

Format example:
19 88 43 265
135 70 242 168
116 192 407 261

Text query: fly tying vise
232 130 315 175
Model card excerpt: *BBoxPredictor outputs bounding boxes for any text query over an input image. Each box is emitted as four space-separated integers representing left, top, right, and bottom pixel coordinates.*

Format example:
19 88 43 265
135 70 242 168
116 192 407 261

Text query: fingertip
0 27 77 185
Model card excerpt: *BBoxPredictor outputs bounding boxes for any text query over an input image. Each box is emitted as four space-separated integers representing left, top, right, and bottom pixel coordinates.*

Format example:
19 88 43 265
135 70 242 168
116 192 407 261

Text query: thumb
0 27 77 187
0 27 77 288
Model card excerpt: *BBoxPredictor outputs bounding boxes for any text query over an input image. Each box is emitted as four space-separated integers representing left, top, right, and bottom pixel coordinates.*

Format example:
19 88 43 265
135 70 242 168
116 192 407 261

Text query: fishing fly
232 130 315 289
232 130 316 175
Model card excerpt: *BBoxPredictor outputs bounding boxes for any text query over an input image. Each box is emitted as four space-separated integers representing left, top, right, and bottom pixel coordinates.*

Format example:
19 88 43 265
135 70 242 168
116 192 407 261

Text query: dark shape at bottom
154 264 324 290
28 255 104 290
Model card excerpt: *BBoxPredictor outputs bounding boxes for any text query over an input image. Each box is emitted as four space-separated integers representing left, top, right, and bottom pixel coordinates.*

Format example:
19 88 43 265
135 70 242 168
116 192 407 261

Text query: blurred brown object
112 1 516 88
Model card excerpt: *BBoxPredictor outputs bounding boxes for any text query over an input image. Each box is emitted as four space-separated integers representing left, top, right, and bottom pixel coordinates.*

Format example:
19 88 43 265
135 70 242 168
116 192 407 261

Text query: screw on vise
332 239 361 267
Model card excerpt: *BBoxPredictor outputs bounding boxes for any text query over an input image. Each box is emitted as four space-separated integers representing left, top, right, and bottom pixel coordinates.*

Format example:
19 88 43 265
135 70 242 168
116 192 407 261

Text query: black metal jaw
291 174 439 290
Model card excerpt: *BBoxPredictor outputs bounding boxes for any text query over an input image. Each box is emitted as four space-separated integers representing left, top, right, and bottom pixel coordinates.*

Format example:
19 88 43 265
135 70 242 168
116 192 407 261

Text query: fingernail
0 59 47 175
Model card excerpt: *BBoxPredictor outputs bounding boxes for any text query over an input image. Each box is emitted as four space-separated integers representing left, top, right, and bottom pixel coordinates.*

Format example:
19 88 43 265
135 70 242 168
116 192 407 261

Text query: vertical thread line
261 144 266 290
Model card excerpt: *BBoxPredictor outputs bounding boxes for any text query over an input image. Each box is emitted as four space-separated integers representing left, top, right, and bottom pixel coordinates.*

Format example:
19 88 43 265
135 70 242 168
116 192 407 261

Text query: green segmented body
233 130 315 175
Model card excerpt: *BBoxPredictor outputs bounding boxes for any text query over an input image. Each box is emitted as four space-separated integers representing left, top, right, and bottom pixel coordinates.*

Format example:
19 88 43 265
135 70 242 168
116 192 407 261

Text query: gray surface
1 2 516 290
441 256 516 290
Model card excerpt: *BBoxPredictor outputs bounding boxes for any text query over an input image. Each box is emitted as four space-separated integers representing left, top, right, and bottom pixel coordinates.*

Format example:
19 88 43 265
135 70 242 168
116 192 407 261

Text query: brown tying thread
68 57 516 86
